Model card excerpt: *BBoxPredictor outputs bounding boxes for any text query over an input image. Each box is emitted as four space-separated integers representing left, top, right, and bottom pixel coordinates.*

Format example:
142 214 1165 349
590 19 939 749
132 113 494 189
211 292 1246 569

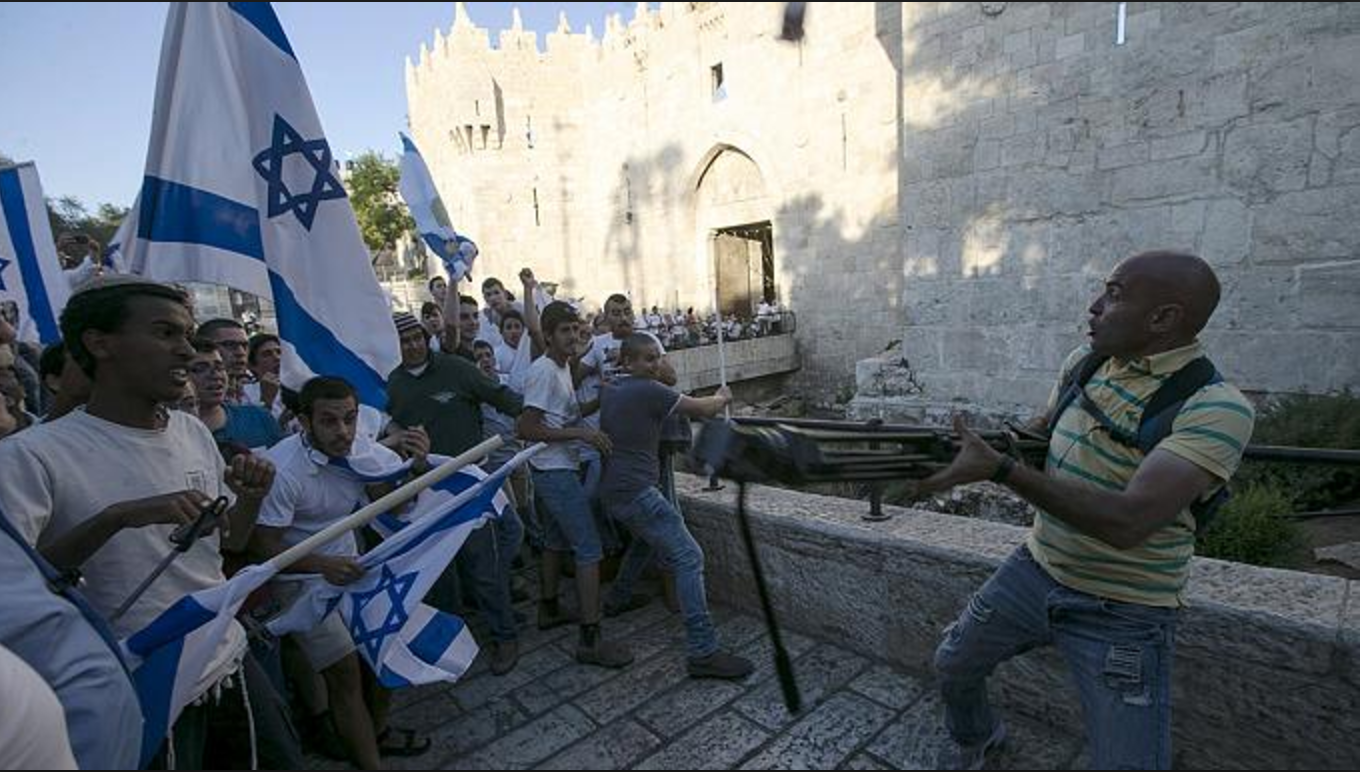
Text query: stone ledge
676 473 1360 769
669 334 801 392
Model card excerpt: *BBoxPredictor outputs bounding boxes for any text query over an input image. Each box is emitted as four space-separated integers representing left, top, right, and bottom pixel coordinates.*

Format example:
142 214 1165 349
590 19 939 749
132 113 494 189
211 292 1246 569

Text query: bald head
1087 251 1221 358
1119 251 1220 335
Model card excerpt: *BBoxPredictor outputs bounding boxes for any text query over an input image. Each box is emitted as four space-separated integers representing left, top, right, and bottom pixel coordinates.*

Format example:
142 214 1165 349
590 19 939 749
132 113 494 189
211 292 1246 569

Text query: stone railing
667 333 800 392
676 474 1360 769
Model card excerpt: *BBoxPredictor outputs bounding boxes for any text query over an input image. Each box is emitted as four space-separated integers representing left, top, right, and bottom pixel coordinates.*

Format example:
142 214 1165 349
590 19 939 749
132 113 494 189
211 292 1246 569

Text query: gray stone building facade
407 2 1360 415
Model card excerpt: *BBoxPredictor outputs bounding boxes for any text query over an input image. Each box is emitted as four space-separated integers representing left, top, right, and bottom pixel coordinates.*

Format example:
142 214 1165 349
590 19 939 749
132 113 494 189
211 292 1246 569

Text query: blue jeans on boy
933 544 1177 770
532 468 603 565
605 487 717 658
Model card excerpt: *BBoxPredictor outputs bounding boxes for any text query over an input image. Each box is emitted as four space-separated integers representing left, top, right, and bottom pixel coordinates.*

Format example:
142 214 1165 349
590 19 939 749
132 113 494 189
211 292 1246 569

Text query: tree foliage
47 196 129 247
345 151 414 255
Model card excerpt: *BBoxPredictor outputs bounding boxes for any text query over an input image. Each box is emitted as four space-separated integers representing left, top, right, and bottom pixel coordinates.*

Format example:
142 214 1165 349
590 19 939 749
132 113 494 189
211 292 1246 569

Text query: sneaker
686 650 754 680
575 637 634 669
940 720 1006 770
489 639 519 676
603 592 652 618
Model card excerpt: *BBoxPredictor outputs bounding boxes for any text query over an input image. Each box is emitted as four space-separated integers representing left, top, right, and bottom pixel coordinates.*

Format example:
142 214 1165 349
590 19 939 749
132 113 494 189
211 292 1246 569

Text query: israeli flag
398 132 478 282
0 162 70 345
119 3 398 407
269 444 541 687
122 562 277 766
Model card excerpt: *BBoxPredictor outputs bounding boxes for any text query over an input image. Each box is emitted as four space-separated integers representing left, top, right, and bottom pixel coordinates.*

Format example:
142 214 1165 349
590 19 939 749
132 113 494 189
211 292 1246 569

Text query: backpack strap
1047 351 1108 437
1135 357 1220 453
1046 354 1229 534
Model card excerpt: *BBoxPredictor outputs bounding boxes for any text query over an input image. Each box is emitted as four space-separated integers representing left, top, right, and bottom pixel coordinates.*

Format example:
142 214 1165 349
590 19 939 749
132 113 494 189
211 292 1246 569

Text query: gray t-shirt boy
599 376 680 506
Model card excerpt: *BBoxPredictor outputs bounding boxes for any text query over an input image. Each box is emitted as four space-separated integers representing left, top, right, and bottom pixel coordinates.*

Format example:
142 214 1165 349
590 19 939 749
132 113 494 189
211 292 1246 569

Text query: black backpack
1047 352 1229 535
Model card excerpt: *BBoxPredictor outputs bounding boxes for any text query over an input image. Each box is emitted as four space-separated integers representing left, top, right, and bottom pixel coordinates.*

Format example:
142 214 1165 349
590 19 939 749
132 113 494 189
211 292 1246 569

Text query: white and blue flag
398 132 478 282
118 444 537 763
0 162 70 345
319 439 514 540
119 3 398 407
269 444 541 687
122 562 277 766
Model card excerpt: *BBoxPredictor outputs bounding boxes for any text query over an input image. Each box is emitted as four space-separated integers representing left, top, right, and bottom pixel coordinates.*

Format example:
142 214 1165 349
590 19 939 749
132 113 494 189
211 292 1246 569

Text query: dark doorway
713 221 774 318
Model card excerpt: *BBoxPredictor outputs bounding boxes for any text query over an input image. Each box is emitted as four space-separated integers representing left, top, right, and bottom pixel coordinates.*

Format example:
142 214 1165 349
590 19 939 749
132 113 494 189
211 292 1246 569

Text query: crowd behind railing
620 303 797 351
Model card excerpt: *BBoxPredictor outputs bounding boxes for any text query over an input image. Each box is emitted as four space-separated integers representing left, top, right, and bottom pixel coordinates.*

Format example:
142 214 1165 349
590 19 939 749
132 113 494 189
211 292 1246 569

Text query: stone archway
694 146 775 318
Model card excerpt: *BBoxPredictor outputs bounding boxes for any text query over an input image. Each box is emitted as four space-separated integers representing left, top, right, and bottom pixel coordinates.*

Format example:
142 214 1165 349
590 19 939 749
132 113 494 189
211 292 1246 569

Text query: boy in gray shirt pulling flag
599 333 753 679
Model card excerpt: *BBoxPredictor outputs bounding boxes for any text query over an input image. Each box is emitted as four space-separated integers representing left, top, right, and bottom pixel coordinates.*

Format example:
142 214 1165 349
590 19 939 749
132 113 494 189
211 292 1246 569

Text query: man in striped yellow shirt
918 251 1255 770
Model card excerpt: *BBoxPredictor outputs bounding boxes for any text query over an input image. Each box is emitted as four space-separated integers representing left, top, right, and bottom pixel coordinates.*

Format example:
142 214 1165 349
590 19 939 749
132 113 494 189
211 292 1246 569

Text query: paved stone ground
308 591 1083 770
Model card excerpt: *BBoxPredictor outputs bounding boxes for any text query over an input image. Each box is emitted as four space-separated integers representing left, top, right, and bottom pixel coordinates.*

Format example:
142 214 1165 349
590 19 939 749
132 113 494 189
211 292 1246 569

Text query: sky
0 2 652 209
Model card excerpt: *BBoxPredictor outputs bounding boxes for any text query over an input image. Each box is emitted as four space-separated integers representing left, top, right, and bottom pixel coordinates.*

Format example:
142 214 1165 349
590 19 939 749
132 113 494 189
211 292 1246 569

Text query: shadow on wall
772 192 905 405
601 143 685 306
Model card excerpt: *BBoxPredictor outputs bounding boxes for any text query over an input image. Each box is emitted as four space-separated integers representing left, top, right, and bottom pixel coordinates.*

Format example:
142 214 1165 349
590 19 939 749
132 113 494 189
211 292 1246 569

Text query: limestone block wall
888 2 1360 415
406 2 904 397
677 473 1360 769
407 2 1360 413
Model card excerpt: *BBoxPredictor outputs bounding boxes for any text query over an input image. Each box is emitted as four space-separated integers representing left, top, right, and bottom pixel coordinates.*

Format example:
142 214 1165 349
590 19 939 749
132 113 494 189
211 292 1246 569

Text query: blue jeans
494 502 524 603
533 468 603 565
605 487 717 658
934 545 1177 769
579 449 622 555
430 521 519 642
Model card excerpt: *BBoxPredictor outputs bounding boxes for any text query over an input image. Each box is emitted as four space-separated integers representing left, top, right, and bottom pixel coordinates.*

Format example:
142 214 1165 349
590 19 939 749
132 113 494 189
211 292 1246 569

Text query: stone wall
676 473 1360 769
406 2 903 397
878 1 1360 418
407 2 1360 413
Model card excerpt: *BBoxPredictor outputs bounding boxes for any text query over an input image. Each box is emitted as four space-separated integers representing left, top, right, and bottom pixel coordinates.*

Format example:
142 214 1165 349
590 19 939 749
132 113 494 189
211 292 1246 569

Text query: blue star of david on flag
0 253 11 291
348 564 418 661
252 114 347 231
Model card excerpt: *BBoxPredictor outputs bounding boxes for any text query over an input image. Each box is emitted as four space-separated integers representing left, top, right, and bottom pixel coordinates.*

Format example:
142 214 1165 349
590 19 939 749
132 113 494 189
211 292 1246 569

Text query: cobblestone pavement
307 594 1083 769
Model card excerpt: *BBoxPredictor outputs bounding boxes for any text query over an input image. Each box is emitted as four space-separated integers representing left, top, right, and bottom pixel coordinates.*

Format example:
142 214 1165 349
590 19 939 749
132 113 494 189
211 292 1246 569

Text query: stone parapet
677 472 1360 769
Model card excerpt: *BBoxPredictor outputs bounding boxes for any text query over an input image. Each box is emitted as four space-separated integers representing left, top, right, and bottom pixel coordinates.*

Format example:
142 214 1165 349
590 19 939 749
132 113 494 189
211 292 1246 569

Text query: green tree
46 196 129 247
344 151 414 259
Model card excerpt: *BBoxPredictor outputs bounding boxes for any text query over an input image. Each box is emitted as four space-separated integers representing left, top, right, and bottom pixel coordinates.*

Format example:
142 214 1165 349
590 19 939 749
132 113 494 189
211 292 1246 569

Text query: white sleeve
0 440 55 546
255 470 300 529
507 338 534 394
522 361 557 413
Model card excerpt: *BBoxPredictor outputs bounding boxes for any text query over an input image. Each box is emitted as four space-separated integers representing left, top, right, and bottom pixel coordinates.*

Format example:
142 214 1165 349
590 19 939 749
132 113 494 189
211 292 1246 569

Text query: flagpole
712 281 730 420
269 436 503 572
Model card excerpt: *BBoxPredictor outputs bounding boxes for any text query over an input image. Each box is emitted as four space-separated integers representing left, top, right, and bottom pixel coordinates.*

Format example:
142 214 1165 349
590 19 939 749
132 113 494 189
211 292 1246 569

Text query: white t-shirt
495 335 534 394
0 408 247 697
475 323 504 350
522 355 581 471
581 332 666 387
257 434 401 572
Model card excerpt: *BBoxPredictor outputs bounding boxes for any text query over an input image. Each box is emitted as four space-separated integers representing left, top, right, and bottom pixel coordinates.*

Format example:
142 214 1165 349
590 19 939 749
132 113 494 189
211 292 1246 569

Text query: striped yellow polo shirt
1028 342 1256 607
